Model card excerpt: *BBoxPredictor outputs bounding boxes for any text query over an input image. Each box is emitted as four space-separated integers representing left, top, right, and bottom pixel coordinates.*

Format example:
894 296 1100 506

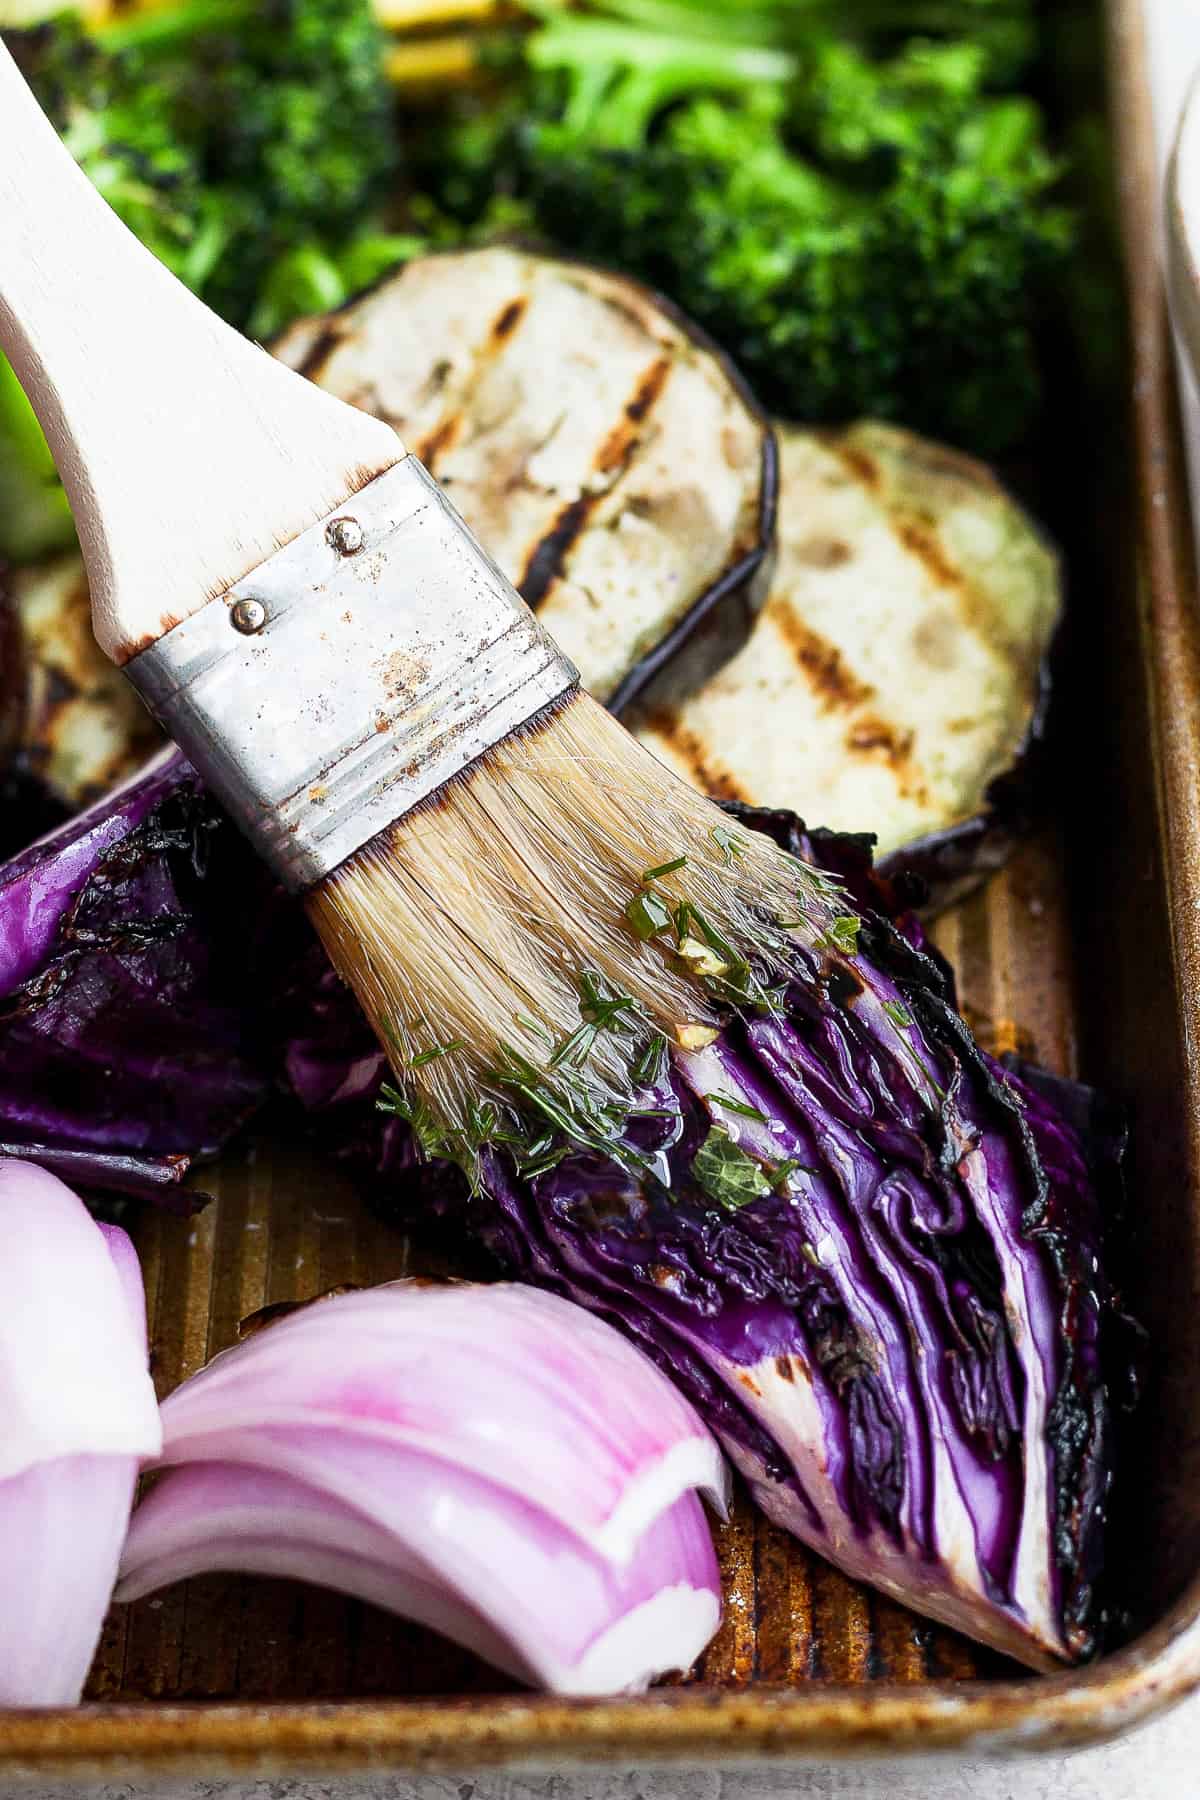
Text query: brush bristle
305 690 844 1161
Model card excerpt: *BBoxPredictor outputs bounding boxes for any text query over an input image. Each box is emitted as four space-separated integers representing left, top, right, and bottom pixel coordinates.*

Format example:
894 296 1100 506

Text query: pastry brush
0 42 835 1167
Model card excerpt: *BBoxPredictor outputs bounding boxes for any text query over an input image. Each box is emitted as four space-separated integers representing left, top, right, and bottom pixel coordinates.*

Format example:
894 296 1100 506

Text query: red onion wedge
0 1160 160 1706
117 1281 727 1694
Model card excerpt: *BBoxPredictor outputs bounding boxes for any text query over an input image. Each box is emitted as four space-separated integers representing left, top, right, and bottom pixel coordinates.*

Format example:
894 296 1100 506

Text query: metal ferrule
125 456 579 893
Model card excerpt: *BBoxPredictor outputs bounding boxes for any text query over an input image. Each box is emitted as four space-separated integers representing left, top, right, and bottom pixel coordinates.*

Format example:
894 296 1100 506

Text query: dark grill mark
490 296 528 343
625 355 672 425
521 352 680 606
640 706 747 803
417 294 534 472
593 356 672 475
896 513 1040 682
768 598 874 710
415 413 462 473
846 717 916 766
596 286 658 337
830 442 881 490
895 518 963 592
794 535 852 570
292 323 344 384
775 1354 796 1383
518 494 599 608
901 438 994 490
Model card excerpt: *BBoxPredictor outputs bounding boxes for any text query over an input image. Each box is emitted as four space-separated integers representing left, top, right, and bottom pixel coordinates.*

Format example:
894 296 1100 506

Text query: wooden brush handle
1169 69 1200 391
0 41 405 665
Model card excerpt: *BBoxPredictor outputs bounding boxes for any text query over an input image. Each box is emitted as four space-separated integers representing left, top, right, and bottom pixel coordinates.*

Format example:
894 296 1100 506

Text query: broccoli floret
247 230 427 338
524 11 796 150
426 4 1070 453
87 0 400 323
4 0 398 328
6 16 217 286
516 0 1038 86
0 0 399 560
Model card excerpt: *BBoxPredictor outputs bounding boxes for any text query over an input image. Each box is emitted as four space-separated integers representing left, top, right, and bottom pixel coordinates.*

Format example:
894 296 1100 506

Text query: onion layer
118 1280 727 1693
0 1159 160 1706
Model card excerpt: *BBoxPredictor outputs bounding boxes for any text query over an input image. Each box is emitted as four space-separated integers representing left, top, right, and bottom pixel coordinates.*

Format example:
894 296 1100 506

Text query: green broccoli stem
526 14 795 149
0 357 75 562
91 0 254 55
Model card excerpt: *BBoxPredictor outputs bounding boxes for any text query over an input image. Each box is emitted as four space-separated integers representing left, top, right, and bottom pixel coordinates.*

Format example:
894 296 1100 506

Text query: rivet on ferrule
123 458 579 893
326 516 364 557
229 596 267 635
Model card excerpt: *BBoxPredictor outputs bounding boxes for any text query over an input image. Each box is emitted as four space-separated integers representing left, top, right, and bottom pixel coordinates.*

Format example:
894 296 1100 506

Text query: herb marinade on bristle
306 690 852 1179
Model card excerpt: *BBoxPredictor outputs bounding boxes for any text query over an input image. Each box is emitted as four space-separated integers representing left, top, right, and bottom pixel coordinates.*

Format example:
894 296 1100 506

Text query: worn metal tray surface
4 0 1200 1778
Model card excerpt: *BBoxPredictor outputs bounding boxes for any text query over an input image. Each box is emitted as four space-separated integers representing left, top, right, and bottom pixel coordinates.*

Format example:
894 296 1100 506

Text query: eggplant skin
273 245 776 708
631 422 1061 912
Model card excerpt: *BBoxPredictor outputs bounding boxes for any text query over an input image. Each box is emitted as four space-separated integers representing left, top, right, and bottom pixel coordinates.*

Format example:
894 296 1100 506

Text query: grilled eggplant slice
4 553 159 810
630 422 1060 906
274 246 776 704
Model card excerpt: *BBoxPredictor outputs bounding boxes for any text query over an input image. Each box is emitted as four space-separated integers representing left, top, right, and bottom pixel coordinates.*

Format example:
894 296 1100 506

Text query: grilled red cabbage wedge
273 246 776 706
630 423 1060 909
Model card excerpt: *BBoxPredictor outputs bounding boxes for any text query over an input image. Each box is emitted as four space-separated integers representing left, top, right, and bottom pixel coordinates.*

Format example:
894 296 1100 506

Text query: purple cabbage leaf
323 808 1128 1671
0 751 272 1207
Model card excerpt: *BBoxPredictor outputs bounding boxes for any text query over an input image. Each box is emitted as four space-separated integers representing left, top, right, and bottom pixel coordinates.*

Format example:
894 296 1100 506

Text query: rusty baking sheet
5 0 1200 1777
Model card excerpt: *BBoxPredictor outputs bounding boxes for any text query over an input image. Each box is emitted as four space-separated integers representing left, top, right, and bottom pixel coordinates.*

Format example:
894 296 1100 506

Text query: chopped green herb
521 1146 570 1178
377 1082 409 1120
515 1014 555 1047
822 915 862 955
631 1032 670 1089
626 889 673 939
483 1041 656 1184
408 1038 466 1068
468 1100 500 1142
883 1000 914 1028
578 972 637 1033
770 1157 816 1192
692 1126 771 1211
641 855 688 881
377 1083 454 1163
549 1023 599 1069
687 908 743 966
705 1094 769 1123
710 825 746 865
549 974 639 1068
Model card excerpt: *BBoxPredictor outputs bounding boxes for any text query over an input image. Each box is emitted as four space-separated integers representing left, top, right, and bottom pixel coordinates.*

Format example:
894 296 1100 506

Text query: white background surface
6 7 1200 1800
